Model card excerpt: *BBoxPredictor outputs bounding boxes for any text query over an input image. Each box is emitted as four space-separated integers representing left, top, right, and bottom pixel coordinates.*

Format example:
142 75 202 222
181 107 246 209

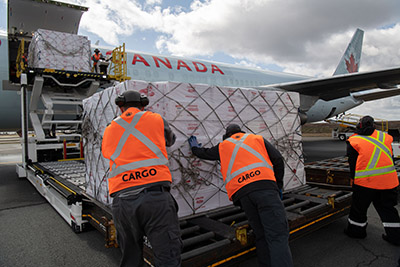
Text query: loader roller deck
28 159 353 267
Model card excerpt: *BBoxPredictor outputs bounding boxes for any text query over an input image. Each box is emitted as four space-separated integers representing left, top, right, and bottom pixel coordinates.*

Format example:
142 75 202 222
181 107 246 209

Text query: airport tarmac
0 136 399 267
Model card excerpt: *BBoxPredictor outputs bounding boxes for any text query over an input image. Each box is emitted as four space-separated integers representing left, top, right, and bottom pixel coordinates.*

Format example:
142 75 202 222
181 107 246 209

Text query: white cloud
145 0 162 5
349 95 400 121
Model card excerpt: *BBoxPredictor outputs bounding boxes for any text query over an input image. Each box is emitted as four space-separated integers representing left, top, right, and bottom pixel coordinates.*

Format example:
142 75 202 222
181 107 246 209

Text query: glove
188 136 202 149
279 189 283 200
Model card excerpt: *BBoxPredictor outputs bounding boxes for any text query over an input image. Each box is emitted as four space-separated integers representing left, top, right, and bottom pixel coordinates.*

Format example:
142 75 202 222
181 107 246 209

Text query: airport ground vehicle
326 113 400 159
326 113 388 141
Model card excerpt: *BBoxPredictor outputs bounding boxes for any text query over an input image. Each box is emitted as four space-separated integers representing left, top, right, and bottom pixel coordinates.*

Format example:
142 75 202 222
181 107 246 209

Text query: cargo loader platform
26 159 353 267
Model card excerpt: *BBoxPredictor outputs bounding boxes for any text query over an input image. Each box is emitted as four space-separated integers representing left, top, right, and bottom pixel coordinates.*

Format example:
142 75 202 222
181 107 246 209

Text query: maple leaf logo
345 54 358 73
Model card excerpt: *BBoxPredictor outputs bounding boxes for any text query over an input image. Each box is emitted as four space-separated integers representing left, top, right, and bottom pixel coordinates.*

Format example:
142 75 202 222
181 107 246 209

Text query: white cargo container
82 80 305 217
28 29 92 72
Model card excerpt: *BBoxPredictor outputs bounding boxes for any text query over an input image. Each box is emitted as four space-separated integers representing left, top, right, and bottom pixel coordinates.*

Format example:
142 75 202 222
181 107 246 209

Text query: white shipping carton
28 29 91 72
82 80 305 218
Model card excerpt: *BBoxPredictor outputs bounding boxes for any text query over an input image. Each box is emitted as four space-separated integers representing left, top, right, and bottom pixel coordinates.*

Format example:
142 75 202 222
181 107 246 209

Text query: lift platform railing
108 43 131 82
16 38 27 78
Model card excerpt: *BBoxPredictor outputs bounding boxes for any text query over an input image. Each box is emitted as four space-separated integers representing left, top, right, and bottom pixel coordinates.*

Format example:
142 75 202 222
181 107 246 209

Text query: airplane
2 0 400 131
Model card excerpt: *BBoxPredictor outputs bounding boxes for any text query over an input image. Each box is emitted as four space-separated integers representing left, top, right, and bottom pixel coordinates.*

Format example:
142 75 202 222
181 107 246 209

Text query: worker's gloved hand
188 136 202 149
279 189 283 200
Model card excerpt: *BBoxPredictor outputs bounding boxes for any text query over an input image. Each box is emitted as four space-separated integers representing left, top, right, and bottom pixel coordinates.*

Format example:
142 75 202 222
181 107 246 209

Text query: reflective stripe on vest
351 131 396 179
224 134 273 185
108 111 168 178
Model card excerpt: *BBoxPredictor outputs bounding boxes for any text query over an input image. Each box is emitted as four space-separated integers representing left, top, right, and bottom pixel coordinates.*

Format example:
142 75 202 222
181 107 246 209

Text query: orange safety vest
219 133 277 200
102 107 172 195
92 53 101 65
348 130 399 189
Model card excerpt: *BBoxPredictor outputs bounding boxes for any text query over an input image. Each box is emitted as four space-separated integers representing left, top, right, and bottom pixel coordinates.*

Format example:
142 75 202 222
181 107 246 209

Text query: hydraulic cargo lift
16 68 106 233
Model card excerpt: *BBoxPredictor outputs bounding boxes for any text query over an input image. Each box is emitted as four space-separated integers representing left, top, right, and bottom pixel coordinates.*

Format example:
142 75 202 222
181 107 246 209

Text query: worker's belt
113 185 171 198
143 185 170 193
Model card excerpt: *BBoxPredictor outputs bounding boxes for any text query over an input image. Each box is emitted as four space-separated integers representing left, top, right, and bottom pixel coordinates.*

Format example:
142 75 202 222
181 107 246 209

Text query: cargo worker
91 48 102 73
102 90 182 267
188 124 293 267
345 115 400 246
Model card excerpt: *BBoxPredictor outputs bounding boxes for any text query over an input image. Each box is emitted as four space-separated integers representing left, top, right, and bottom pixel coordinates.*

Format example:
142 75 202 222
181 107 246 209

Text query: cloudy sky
1 0 400 120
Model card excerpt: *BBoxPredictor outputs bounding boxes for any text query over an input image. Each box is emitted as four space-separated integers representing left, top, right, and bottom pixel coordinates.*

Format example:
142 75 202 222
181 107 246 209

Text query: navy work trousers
346 184 400 244
112 190 182 267
239 190 293 267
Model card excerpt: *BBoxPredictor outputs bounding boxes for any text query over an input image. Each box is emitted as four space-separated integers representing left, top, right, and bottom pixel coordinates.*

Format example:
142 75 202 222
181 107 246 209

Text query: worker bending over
102 90 182 267
188 124 293 267
345 115 400 246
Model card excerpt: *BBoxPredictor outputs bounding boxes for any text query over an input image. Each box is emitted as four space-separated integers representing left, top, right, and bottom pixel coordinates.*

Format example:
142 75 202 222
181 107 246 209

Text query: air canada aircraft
2 0 400 130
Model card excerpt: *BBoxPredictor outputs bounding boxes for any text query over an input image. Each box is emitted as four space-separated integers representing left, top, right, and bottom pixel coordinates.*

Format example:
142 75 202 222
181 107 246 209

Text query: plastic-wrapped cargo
82 80 305 218
28 29 91 72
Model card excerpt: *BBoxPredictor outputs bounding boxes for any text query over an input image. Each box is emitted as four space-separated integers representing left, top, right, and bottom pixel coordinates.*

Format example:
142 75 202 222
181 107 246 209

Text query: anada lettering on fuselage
132 54 225 75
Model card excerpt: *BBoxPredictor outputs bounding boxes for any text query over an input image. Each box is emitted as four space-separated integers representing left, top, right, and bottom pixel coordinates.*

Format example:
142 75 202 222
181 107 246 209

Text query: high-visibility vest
348 130 399 189
92 53 101 65
219 133 277 200
102 108 172 195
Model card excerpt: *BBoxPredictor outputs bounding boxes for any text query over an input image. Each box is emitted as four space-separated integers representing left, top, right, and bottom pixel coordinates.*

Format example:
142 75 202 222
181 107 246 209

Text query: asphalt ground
0 136 399 267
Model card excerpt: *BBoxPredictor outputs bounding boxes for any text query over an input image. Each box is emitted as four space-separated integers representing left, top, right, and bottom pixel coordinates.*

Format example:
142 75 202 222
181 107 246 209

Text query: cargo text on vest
238 170 261 183
122 168 157 181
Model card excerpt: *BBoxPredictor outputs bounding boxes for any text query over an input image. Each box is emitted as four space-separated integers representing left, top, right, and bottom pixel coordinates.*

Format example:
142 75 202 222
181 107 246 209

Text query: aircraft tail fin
333 28 364 75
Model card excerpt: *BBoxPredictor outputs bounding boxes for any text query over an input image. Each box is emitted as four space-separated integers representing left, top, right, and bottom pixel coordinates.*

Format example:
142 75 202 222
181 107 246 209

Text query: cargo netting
28 29 92 72
82 80 305 217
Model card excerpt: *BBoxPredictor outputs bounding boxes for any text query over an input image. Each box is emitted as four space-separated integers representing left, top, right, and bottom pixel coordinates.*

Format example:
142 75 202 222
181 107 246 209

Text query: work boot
382 234 400 246
344 228 366 239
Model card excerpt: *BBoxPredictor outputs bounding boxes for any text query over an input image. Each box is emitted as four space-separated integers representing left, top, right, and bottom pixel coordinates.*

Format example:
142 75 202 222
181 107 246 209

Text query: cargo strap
109 111 168 178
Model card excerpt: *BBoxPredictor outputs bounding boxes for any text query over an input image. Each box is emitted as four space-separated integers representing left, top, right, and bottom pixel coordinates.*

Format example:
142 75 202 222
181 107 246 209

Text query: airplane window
169 73 174 80
153 71 159 78
145 70 151 77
